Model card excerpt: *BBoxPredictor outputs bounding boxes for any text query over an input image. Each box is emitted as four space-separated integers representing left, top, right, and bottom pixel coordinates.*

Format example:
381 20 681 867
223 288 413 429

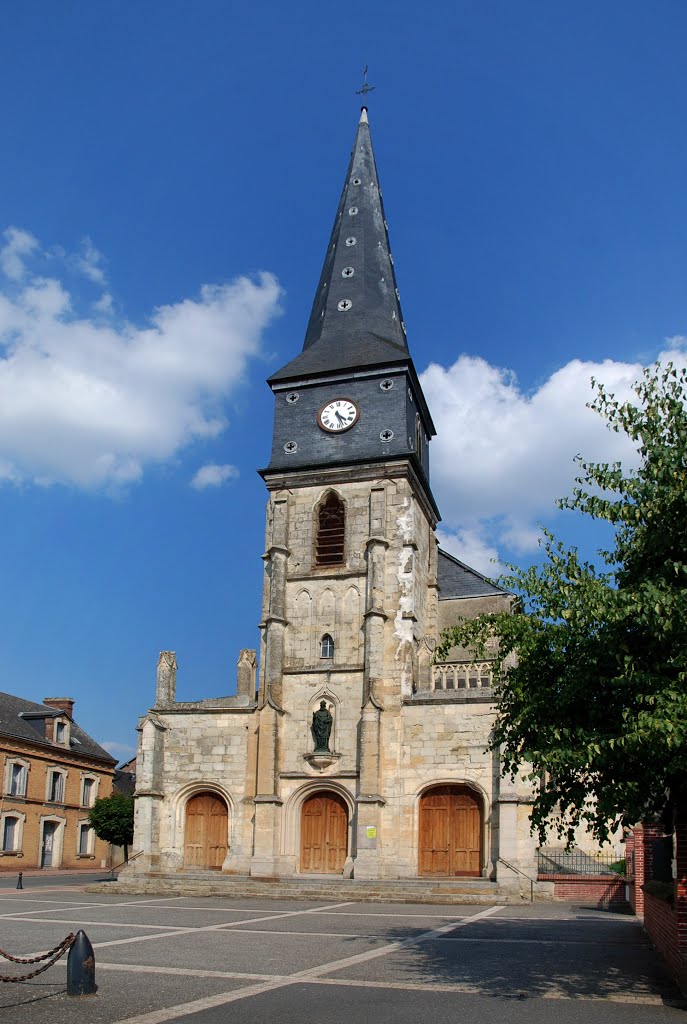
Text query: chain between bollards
67 929 97 996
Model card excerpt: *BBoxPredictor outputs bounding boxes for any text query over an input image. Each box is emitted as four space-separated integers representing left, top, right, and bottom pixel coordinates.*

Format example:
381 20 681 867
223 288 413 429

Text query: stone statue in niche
311 701 333 752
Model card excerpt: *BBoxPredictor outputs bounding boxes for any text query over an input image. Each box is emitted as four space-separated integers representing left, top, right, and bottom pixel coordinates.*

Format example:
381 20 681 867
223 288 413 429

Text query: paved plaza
0 875 684 1023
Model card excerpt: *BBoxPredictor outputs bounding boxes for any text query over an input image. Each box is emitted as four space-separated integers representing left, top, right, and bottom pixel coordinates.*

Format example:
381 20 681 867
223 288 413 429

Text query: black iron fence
537 848 626 876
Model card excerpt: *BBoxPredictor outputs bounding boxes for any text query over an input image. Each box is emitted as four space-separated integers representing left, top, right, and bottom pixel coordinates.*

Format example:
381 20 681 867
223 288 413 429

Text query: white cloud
93 292 114 314
101 740 137 760
0 227 38 281
0 227 282 488
436 527 502 578
73 237 106 285
190 463 239 489
421 349 685 566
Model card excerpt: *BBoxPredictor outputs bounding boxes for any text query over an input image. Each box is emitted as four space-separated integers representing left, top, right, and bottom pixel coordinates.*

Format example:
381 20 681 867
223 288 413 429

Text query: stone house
126 109 542 889
0 693 116 869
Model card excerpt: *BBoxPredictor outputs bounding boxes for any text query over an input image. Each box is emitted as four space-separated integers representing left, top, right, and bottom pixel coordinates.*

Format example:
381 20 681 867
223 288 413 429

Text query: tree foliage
436 363 687 844
88 793 135 852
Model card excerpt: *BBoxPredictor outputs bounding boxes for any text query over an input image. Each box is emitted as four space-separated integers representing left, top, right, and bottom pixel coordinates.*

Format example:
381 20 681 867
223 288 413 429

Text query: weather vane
355 65 376 99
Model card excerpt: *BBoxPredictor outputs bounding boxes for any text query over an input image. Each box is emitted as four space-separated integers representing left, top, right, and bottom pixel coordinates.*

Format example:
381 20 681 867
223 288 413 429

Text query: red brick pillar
625 831 636 913
632 823 664 919
674 824 687 963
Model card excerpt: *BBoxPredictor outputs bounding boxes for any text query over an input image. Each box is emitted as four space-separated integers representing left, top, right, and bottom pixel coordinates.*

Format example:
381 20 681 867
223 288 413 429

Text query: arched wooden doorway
300 791 348 873
419 785 482 877
184 792 228 870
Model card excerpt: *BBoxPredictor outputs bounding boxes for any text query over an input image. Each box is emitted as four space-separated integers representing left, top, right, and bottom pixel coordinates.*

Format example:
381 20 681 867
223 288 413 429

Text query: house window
48 771 65 803
320 634 335 659
81 777 96 808
78 824 93 856
316 493 345 566
2 817 18 852
55 721 66 743
8 762 27 798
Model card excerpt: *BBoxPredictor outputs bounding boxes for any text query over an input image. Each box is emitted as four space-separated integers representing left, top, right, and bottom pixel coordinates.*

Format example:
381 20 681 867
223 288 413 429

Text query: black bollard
16 872 22 890
66 930 97 996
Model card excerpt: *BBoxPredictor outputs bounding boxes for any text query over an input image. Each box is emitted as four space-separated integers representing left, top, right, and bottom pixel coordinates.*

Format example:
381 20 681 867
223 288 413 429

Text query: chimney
43 697 75 718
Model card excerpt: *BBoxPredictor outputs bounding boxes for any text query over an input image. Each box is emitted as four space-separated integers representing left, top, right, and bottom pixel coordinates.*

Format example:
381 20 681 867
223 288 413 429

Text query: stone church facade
127 109 540 888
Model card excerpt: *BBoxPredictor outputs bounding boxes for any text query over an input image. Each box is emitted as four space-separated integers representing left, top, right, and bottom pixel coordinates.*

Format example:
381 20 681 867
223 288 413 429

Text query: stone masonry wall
138 710 252 874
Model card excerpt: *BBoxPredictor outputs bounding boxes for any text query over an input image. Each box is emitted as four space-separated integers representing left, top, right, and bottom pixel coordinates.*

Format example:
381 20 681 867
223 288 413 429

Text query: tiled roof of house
0 691 116 764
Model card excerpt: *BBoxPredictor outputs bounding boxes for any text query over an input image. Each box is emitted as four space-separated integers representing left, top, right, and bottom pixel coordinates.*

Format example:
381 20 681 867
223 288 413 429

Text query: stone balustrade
429 661 495 695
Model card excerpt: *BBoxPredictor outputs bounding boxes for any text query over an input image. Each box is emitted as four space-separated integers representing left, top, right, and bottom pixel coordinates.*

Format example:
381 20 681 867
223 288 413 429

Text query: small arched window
320 634 335 659
316 492 345 566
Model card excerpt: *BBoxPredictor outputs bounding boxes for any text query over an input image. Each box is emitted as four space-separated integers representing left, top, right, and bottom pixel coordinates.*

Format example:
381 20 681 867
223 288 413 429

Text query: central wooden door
419 786 481 877
184 792 228 870
300 792 348 873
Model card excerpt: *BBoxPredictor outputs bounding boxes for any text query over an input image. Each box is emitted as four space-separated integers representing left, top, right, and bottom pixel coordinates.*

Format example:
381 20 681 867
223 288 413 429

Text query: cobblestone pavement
0 882 684 1023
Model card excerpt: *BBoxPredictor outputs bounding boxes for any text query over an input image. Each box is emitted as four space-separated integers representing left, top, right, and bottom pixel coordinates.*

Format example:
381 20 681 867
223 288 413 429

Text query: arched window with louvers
315 492 345 567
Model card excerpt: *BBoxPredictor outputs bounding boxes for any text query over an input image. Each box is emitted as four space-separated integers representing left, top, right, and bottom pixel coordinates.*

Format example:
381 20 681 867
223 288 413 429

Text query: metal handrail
108 848 143 879
498 856 535 902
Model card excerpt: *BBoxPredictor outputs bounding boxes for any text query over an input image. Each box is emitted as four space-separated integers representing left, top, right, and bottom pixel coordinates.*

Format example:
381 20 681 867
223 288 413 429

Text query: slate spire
269 108 409 382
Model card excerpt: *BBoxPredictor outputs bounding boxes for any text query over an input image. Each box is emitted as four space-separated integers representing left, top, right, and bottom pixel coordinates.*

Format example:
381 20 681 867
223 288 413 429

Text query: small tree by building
436 362 687 845
88 793 134 862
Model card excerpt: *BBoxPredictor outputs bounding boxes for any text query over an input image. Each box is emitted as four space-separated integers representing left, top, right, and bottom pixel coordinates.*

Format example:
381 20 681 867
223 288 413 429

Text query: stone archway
418 785 482 877
183 792 228 870
300 791 348 874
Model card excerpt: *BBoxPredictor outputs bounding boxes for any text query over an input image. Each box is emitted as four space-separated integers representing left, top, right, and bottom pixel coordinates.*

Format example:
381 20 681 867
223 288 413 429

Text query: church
126 108 541 889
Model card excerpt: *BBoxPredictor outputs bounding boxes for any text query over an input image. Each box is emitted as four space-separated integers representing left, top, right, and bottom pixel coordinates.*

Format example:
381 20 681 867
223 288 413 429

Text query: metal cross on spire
355 65 376 99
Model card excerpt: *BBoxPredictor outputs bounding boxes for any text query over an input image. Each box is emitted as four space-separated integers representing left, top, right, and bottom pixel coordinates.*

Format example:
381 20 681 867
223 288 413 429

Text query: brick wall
538 873 627 907
630 822 687 995
644 892 684 988
0 742 114 870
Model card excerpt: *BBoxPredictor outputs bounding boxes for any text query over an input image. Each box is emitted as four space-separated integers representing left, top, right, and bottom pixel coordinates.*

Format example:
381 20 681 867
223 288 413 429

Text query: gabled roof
269 108 410 384
437 548 509 600
0 691 116 764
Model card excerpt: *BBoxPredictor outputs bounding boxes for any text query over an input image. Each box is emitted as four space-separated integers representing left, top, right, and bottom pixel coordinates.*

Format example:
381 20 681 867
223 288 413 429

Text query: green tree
436 363 687 844
88 793 134 861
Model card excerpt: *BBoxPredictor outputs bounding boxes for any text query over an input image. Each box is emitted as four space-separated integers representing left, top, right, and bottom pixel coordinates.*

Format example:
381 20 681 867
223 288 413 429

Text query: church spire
269 108 409 383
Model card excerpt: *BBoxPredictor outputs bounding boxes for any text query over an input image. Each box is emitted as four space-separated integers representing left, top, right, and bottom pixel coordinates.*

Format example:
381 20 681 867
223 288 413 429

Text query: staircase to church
98 873 529 905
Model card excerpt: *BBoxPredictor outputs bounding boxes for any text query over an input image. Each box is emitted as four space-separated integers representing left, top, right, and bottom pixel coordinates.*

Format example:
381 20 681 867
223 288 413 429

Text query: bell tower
250 108 441 878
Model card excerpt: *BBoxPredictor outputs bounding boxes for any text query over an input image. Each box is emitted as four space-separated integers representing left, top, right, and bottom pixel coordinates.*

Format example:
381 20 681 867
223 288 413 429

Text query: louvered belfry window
316 493 345 566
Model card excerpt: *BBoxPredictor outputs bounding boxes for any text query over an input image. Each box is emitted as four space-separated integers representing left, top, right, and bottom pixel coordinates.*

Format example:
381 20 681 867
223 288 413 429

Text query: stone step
95 874 529 905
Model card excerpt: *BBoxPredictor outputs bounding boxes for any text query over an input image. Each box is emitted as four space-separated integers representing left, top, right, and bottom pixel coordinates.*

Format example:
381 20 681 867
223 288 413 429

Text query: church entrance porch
419 785 482 877
300 791 348 873
183 792 228 870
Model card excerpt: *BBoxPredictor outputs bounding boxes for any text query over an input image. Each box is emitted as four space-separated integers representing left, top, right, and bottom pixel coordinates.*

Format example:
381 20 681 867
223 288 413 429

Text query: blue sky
1 2 686 759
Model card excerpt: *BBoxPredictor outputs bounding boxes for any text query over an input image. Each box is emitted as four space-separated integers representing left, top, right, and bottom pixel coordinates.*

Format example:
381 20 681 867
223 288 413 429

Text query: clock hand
335 411 346 426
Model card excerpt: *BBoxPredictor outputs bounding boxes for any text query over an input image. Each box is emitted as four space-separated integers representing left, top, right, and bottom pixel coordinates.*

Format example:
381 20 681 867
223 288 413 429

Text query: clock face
318 398 359 433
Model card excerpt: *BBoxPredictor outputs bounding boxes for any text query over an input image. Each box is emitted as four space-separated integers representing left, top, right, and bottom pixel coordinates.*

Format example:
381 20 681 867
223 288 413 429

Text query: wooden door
419 786 481 877
184 793 228 870
301 792 348 873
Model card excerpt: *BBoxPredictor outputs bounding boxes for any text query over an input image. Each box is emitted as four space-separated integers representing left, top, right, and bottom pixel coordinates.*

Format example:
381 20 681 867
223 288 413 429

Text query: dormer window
53 717 70 746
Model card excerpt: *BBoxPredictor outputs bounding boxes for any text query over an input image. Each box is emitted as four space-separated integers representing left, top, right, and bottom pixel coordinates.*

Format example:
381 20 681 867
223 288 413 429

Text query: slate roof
437 548 509 600
269 108 410 383
0 691 116 764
